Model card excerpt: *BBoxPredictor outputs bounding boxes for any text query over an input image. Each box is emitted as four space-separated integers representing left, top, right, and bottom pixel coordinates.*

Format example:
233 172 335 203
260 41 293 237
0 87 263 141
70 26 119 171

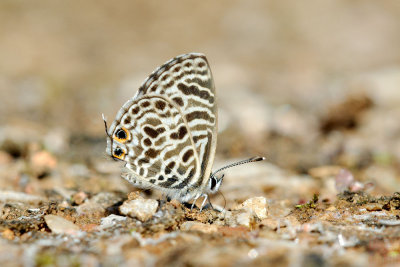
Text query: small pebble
30 150 57 172
235 197 268 220
365 203 383 211
44 215 80 235
235 211 253 227
119 198 158 221
100 214 127 229
72 191 88 205
127 191 140 200
0 190 45 204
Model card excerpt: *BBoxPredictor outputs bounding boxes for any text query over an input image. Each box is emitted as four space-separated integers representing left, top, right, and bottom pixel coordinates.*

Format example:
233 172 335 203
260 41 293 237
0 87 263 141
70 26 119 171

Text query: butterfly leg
190 197 199 210
190 194 211 211
190 194 203 210
199 194 211 212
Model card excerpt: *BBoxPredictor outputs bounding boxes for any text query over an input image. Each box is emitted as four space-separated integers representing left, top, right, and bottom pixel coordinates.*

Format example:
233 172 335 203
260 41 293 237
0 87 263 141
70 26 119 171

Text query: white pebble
44 215 80 235
119 198 158 221
236 197 268 220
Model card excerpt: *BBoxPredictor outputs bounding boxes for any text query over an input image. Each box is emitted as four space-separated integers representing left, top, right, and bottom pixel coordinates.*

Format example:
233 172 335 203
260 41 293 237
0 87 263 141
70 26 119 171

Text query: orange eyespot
114 127 130 143
113 147 125 160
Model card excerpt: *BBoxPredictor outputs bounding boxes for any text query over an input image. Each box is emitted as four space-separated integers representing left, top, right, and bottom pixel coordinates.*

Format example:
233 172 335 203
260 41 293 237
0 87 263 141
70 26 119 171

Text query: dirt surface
1 1 400 266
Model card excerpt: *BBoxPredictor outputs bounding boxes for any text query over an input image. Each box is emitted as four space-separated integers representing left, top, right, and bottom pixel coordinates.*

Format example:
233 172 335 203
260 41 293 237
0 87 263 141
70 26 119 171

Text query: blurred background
1 0 400 195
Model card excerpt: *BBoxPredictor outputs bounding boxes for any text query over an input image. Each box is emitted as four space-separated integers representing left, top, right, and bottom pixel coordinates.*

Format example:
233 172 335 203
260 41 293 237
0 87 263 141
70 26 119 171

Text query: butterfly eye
113 147 125 160
114 127 130 143
210 177 217 190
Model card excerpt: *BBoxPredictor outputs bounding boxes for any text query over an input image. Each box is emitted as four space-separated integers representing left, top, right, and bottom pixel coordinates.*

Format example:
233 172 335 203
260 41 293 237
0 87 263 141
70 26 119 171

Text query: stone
365 203 383 211
235 197 268 220
100 214 127 229
72 191 88 205
30 150 57 176
119 198 159 221
44 215 80 235
0 190 45 204
235 211 253 227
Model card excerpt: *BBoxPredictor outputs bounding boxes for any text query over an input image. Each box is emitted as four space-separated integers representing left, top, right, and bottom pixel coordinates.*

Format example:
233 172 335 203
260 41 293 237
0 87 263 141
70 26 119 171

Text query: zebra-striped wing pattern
106 53 217 202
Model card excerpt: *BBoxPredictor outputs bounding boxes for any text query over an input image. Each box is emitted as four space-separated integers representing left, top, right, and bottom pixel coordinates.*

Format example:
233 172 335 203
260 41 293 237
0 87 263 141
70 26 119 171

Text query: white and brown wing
106 53 217 201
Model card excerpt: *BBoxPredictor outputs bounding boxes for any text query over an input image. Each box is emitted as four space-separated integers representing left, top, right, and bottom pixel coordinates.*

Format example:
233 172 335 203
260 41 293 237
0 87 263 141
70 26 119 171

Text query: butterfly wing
106 53 217 201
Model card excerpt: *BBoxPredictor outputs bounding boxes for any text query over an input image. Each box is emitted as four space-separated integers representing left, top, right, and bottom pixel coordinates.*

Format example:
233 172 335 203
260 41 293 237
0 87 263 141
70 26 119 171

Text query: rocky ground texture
1 138 400 266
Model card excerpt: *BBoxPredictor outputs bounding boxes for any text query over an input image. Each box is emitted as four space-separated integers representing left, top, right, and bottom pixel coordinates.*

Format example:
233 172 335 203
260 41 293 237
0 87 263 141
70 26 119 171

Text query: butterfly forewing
107 53 217 201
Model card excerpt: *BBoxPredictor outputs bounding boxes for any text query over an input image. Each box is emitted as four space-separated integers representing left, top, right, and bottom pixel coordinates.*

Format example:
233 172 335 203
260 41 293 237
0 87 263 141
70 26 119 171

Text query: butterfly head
206 173 224 194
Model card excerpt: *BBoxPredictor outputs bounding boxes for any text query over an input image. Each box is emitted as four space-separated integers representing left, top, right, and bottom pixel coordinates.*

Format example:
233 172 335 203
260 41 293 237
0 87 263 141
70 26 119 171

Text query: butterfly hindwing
136 54 217 190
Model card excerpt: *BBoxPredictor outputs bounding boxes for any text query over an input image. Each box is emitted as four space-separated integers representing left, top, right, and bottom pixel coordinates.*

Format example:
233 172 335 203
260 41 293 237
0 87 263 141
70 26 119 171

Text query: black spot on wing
124 116 131 124
141 101 150 108
144 126 165 138
155 100 166 110
182 149 194 163
138 158 150 164
172 97 184 107
143 138 152 146
159 176 179 187
170 126 188 140
144 126 159 138
145 148 159 158
167 162 175 169
131 107 140 115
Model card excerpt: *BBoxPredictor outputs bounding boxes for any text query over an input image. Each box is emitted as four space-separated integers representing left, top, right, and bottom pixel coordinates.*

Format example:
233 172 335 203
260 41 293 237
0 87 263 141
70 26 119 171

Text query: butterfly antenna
102 113 112 138
211 156 265 178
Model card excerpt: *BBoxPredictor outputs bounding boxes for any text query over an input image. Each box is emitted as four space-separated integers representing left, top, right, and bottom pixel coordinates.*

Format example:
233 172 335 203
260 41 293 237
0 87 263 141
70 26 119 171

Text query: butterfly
103 53 264 210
